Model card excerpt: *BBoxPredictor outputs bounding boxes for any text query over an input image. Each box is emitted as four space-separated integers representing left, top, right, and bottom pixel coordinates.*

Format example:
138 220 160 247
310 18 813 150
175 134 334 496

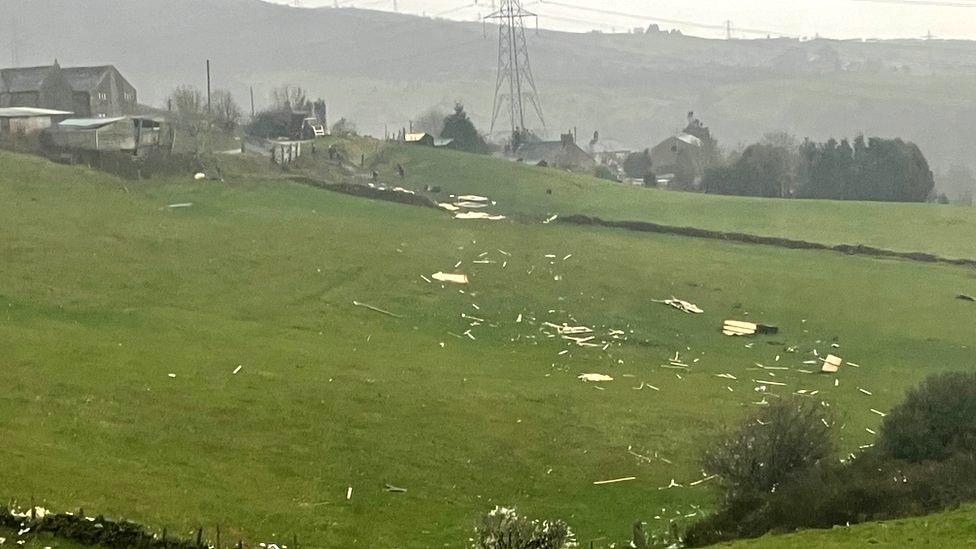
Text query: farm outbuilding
0 107 73 136
45 116 167 154
404 132 435 147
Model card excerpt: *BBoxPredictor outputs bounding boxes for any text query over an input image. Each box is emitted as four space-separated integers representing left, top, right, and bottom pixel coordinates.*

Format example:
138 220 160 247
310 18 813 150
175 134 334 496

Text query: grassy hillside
373 143 976 259
724 505 976 547
0 150 974 547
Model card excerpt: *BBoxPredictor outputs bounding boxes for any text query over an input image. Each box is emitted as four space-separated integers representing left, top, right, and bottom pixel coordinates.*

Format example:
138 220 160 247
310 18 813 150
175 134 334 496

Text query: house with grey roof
0 62 136 119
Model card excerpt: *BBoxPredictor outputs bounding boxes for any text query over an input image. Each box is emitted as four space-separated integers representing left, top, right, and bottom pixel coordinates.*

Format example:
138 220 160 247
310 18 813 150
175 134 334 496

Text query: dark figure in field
361 153 365 167
546 188 552 195
328 145 337 160
396 163 405 179
372 170 379 182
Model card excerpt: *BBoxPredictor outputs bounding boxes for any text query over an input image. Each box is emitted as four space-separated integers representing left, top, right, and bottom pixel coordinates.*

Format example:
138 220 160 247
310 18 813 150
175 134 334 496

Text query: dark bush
879 372 976 462
702 398 833 500
593 164 617 181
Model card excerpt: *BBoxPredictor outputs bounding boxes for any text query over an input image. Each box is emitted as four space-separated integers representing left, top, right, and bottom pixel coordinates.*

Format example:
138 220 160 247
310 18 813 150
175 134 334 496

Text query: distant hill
3 0 976 185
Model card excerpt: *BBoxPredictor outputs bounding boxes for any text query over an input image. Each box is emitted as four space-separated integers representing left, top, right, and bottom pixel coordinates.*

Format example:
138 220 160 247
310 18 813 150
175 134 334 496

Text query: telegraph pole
726 20 732 40
250 86 255 117
206 60 212 114
485 0 546 138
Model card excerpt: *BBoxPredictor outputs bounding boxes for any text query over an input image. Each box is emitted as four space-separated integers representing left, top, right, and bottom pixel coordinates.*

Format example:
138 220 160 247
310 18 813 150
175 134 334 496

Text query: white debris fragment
168 373 177 378
578 373 614 382
346 486 353 500
455 212 506 220
233 365 243 375
543 214 558 224
438 203 461 212
432 272 469 285
858 388 874 396
871 409 886 417
653 297 704 314
822 354 843 373
166 202 193 209
516 313 523 323
593 477 636 485
458 194 489 202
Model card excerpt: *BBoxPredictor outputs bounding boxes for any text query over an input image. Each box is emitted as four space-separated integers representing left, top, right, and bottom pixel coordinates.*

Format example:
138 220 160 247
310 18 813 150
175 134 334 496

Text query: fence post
196 527 203 547
216 525 221 549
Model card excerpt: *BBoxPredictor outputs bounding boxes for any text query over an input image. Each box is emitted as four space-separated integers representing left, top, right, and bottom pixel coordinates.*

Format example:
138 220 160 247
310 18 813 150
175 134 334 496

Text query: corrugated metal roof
58 117 126 129
0 107 73 118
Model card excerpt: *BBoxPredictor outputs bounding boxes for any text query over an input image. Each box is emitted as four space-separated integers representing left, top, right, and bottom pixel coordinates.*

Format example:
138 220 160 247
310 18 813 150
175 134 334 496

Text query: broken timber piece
653 297 704 314
431 272 469 285
384 484 407 493
722 319 779 337
578 373 614 382
821 354 843 373
353 301 403 319
958 294 976 302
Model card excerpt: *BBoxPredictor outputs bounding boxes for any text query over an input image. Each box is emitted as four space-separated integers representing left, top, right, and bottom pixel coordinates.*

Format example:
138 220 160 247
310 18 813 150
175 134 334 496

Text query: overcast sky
264 0 976 40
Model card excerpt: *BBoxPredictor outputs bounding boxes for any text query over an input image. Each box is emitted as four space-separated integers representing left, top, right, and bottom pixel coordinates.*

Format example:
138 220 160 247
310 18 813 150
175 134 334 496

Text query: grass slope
377 144 976 260
0 150 974 546
724 505 976 547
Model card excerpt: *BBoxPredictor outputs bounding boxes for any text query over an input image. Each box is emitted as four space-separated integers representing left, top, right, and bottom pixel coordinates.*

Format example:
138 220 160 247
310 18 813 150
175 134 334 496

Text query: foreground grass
0 151 974 546
367 143 976 260
724 505 976 547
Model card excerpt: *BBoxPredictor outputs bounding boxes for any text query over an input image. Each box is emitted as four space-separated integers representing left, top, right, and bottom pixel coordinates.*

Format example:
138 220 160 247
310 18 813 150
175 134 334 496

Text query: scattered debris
232 365 243 375
858 388 874 396
722 320 778 337
455 212 506 221
957 294 975 302
543 214 558 224
167 373 176 378
194 172 206 180
166 203 193 209
653 297 704 314
870 409 887 417
385 484 407 493
821 354 843 373
432 272 470 285
438 203 460 212
346 486 353 500
578 373 614 382
593 477 636 485
353 300 403 319
457 194 489 202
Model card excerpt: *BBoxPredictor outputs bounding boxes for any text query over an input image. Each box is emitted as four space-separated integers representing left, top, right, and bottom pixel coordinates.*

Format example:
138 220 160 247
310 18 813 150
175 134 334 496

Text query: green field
376 144 976 260
1 148 974 547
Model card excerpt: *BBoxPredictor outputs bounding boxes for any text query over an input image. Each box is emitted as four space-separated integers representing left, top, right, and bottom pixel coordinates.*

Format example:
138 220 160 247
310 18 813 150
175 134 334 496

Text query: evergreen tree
441 103 488 154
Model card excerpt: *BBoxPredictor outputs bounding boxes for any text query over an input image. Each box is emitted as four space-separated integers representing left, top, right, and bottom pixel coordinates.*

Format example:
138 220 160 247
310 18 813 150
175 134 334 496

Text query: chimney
560 132 574 146
687 111 695 126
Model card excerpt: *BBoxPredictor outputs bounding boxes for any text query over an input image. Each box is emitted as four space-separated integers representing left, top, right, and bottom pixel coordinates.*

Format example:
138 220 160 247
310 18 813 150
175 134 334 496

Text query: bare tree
212 90 242 132
168 85 205 117
271 85 310 112
413 107 447 136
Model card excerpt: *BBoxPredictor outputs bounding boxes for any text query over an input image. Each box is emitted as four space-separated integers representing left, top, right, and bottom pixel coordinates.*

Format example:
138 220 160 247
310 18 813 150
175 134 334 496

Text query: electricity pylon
485 0 546 137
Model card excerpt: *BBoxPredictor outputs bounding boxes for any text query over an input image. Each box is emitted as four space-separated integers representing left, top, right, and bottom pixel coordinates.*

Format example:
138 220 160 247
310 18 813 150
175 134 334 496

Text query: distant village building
651 112 710 187
0 107 73 136
516 132 595 171
0 62 136 119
